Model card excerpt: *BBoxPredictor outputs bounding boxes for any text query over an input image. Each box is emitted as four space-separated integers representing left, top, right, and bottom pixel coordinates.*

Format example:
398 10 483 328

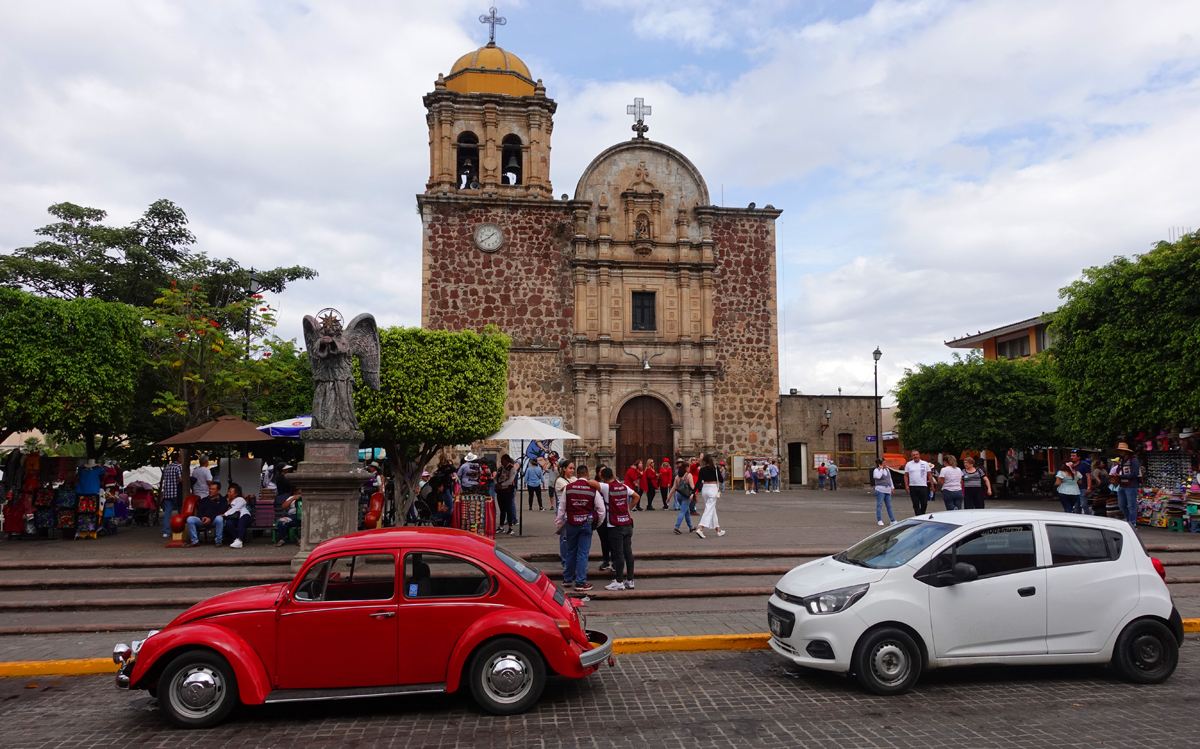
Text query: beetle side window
295 554 397 602
1048 525 1112 566
937 524 1037 579
404 553 490 599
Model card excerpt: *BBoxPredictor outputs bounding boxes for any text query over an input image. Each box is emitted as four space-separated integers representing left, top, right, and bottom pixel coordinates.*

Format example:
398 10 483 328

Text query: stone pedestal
291 428 367 570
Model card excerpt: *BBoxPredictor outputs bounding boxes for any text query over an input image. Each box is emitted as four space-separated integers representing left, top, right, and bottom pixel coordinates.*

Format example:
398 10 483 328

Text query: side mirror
952 562 978 583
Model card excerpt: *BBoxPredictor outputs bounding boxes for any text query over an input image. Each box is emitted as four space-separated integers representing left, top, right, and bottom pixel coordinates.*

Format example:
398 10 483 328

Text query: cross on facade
627 97 652 139
479 6 506 44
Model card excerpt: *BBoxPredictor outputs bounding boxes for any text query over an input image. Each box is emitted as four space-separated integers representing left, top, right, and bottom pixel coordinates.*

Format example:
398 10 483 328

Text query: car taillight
1152 558 1167 583
554 619 573 639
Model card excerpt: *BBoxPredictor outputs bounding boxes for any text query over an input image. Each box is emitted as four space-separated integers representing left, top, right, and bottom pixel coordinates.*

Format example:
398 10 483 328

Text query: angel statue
302 308 381 431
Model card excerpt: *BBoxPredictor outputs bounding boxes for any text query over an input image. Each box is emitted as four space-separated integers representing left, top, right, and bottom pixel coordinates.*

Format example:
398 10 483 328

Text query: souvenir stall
1133 429 1200 532
1 450 90 540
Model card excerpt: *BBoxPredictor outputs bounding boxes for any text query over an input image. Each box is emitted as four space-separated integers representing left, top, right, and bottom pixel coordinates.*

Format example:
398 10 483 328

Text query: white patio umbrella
484 416 580 536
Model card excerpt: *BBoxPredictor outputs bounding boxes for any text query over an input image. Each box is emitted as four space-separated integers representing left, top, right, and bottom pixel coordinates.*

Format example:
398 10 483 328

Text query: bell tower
421 21 555 199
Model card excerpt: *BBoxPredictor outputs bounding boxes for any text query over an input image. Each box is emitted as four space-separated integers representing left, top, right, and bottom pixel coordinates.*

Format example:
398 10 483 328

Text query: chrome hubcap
170 666 224 718
871 642 909 685
483 652 532 704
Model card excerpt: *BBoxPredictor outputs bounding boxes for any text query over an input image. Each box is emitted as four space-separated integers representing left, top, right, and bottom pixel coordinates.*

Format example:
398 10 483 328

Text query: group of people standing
865 450 995 525
553 454 726 593
1052 442 1142 527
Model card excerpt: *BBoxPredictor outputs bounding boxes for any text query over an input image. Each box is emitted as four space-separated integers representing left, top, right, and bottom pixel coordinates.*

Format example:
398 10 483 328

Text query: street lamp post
873 347 882 463
243 270 261 420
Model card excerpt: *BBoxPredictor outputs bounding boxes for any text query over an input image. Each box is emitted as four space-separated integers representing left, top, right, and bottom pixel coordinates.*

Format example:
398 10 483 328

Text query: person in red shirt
658 459 673 509
642 458 657 511
818 462 828 490
688 456 702 515
624 462 643 512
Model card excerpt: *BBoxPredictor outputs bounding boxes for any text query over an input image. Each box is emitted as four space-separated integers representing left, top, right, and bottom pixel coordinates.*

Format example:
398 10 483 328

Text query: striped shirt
160 462 183 500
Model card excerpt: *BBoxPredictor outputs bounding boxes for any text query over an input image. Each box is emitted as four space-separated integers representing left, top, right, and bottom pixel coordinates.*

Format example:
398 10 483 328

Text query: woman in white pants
695 456 724 538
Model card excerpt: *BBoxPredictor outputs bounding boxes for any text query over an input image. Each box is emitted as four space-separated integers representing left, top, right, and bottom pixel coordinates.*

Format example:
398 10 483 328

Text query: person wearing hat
1114 442 1142 528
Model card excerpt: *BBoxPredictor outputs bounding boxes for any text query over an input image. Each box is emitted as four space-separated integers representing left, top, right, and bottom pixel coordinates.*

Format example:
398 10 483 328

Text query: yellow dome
445 43 535 96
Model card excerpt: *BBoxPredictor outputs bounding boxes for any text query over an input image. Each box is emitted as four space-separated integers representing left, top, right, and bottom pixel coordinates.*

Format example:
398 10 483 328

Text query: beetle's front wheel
158 650 238 729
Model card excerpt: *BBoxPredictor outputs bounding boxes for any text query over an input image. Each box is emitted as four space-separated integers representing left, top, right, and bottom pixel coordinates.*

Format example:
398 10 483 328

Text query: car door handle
370 611 396 619
1017 587 1036 597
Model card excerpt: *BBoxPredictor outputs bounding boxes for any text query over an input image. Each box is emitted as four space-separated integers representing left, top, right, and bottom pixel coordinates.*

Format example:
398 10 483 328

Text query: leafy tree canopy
0 288 143 456
894 353 1059 456
1051 232 1200 444
355 326 510 511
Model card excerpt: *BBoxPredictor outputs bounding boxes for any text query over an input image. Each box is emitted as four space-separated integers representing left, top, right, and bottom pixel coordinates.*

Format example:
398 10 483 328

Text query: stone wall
420 196 577 430
779 394 881 489
710 210 780 460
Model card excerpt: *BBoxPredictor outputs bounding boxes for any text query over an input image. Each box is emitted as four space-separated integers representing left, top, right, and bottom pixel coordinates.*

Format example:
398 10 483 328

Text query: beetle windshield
835 520 956 569
495 545 541 584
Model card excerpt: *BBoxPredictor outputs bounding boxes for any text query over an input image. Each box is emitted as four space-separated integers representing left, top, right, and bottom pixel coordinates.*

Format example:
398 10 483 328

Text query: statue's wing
346 313 381 391
302 315 321 354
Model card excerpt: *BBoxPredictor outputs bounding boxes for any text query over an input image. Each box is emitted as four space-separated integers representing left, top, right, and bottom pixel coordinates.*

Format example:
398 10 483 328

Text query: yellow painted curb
0 658 116 677
613 633 772 654
1186 618 1200 633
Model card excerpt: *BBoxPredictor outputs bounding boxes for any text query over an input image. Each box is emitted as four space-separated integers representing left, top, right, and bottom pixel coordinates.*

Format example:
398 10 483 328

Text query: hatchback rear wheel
853 627 922 695
468 638 546 715
158 649 238 729
1112 619 1178 684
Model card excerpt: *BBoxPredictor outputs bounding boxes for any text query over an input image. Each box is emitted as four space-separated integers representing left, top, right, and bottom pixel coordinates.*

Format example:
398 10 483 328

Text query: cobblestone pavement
2 642 1199 748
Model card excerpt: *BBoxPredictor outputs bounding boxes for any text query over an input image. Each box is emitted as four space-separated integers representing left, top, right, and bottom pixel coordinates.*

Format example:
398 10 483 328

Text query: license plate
769 617 783 636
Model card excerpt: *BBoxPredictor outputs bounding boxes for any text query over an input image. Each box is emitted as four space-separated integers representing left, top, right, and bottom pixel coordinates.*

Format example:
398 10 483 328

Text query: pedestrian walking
1108 444 1137 525
938 456 964 510
543 460 558 513
688 457 701 514
827 461 839 491
658 459 672 509
524 459 544 510
159 453 184 539
871 459 896 525
744 464 753 494
903 450 933 516
624 461 643 511
496 454 519 534
756 462 767 493
643 457 657 511
599 467 636 591
1055 461 1083 513
817 462 827 490
768 459 780 492
695 456 724 539
961 456 990 509
554 459 573 583
672 464 696 534
556 463 605 592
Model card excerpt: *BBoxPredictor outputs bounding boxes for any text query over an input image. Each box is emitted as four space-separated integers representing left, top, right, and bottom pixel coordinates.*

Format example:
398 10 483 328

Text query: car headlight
801 583 869 615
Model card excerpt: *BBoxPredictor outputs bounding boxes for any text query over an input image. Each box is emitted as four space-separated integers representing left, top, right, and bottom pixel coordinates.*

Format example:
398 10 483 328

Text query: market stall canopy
122 466 162 487
257 415 312 439
157 415 276 446
484 415 580 442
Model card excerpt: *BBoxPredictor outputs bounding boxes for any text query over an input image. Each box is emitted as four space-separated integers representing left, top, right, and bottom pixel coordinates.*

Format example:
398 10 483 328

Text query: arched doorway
615 396 673 477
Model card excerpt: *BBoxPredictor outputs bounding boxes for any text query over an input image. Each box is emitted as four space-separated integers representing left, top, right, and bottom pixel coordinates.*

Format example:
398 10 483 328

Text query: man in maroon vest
599 467 635 591
555 464 605 592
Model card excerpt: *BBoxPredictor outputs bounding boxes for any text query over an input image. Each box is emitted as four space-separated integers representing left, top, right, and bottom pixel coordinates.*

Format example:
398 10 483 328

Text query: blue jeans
829 475 838 491
562 522 592 586
1117 486 1139 527
1058 492 1081 513
942 490 963 511
224 513 252 543
187 514 224 544
818 475 826 489
161 499 177 535
875 491 895 522
674 493 694 530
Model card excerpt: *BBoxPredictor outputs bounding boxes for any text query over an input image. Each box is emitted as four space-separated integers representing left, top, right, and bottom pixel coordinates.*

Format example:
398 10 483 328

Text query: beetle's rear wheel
468 638 546 715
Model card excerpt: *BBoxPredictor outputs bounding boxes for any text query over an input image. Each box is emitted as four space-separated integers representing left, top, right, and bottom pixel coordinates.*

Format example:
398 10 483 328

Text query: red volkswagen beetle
113 528 612 728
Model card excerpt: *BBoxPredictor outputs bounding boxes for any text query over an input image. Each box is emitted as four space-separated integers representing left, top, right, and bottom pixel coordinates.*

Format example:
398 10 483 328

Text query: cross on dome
479 6 506 44
627 97 651 139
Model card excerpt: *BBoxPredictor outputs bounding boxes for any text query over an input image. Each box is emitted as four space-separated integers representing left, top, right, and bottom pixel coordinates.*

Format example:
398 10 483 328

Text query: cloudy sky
1 0 1197 404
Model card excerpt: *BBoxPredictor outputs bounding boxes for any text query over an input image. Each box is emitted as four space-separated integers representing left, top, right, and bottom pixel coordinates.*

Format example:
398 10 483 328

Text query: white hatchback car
768 510 1183 694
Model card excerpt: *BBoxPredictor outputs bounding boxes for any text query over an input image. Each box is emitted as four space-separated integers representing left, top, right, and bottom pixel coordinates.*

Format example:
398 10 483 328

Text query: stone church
419 34 780 468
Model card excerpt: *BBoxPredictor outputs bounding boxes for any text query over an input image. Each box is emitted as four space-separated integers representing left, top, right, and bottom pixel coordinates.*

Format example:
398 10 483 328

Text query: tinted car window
404 552 490 599
1048 525 1111 565
949 524 1036 578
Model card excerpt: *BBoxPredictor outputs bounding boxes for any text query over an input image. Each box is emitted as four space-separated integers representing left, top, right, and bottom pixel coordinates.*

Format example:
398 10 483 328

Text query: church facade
419 39 780 467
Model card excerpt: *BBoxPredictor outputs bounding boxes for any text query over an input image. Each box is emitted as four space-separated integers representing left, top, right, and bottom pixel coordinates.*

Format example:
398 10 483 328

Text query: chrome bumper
580 629 614 668
115 658 135 689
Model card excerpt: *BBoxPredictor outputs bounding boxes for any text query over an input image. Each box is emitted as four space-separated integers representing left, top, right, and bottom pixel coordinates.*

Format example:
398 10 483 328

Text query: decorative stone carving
302 309 381 431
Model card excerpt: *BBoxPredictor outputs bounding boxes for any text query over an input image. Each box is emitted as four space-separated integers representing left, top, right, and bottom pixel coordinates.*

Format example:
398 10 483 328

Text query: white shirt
939 466 964 492
223 497 250 517
872 467 894 493
905 460 932 487
191 465 212 495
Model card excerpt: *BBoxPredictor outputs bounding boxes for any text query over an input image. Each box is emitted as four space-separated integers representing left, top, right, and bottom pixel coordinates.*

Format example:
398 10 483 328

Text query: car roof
914 508 1133 532
311 527 497 557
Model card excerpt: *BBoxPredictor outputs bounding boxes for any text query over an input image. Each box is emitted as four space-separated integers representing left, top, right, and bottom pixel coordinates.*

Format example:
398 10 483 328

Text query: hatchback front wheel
853 627 922 695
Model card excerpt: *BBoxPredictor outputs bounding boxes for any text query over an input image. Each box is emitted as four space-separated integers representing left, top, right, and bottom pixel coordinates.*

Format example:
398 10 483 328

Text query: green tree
0 288 142 456
894 353 1059 457
355 326 510 513
1052 232 1200 444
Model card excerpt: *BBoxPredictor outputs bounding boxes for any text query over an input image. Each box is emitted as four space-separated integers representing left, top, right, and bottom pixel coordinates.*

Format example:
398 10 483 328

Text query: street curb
6 620 1200 677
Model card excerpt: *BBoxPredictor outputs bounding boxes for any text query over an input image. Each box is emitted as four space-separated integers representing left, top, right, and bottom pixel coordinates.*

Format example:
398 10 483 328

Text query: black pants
595 524 611 565
908 486 928 516
660 486 670 508
644 489 656 510
963 486 986 509
527 485 543 509
609 525 634 582
497 488 516 527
